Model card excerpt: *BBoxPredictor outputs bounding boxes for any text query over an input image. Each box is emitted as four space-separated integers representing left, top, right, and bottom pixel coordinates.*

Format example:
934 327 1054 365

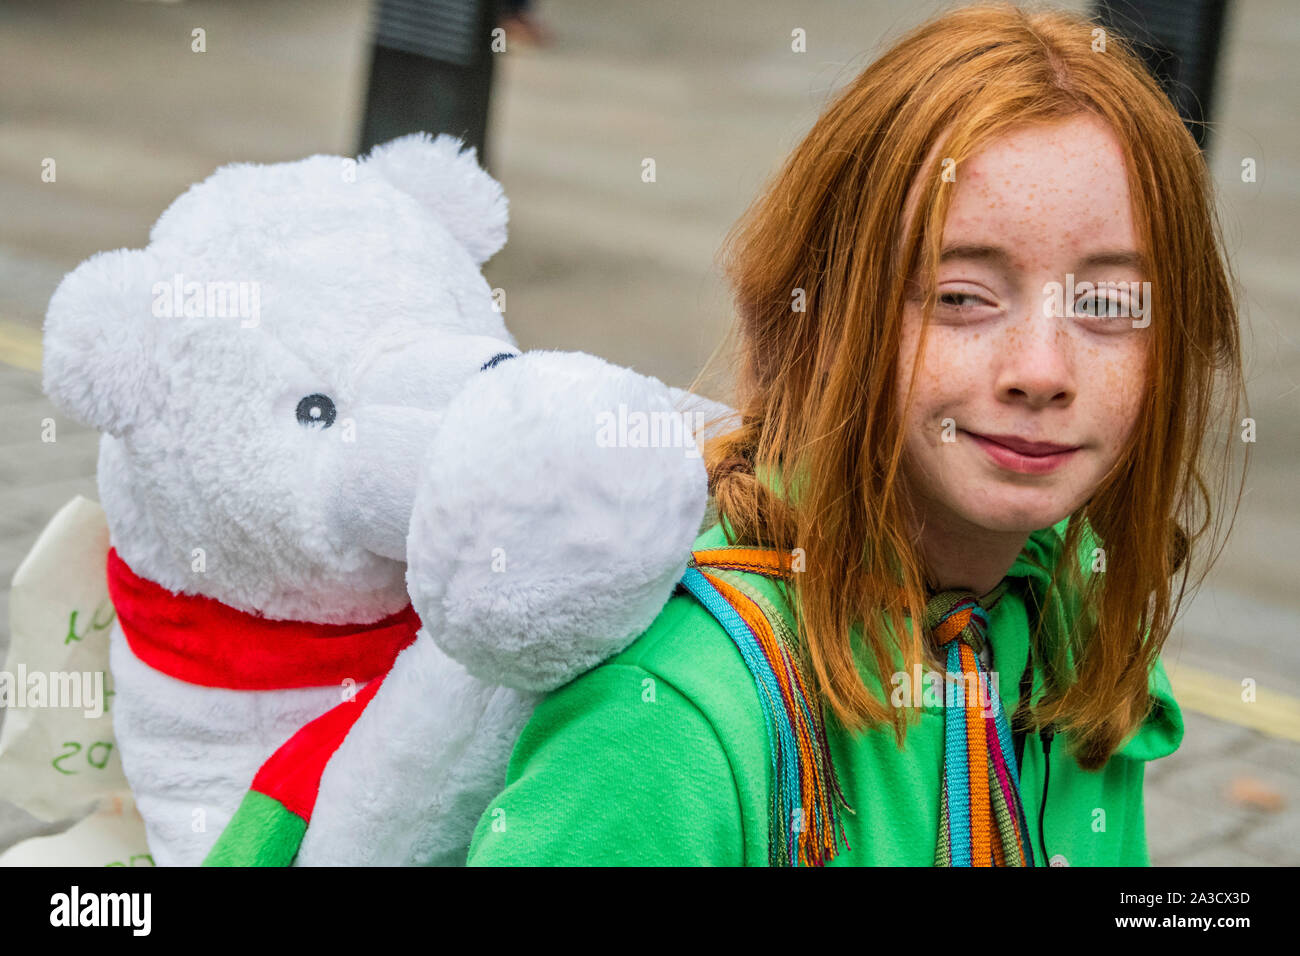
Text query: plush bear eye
295 394 336 428
480 352 518 371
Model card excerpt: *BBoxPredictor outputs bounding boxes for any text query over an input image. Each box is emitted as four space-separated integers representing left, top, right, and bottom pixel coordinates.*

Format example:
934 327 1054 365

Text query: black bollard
357 0 502 165
1094 0 1230 151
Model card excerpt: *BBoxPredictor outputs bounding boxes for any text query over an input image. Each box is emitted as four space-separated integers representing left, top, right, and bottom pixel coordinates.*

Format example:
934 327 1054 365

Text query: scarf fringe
681 546 854 867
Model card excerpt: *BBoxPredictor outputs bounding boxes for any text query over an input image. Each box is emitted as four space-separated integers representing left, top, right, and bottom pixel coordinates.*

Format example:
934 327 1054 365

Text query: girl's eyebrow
1076 249 1147 272
939 243 1011 266
938 244 1147 272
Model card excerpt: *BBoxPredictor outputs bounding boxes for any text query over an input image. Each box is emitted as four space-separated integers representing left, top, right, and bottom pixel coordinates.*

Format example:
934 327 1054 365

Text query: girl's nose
993 310 1076 409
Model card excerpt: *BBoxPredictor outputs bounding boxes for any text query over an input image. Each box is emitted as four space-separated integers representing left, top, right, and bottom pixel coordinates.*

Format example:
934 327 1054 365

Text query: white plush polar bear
41 133 728 866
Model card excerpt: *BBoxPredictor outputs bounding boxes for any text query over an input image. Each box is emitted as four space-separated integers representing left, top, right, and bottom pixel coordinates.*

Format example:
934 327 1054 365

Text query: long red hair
695 2 1247 770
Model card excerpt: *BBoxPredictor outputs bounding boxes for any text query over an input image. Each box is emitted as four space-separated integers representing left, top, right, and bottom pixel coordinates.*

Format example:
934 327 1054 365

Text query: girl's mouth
963 431 1081 475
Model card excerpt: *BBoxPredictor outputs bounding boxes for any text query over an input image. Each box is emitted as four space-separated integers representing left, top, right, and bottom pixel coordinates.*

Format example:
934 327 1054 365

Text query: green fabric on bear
203 791 305 867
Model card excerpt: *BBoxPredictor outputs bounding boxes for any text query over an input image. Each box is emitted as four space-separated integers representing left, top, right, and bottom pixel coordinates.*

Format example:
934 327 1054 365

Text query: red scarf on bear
106 548 420 850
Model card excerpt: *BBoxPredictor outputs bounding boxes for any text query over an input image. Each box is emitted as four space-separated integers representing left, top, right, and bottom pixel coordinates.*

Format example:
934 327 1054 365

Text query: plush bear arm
297 631 537 866
406 351 713 692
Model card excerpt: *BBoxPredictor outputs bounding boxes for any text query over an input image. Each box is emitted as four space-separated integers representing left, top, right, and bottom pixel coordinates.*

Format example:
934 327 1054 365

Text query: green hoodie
466 517 1183 867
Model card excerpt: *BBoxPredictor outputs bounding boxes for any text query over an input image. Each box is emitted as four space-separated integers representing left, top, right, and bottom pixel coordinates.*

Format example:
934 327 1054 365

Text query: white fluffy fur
45 133 518 624
297 634 539 866
407 351 709 692
303 352 711 863
361 133 508 266
109 624 347 866
41 134 721 866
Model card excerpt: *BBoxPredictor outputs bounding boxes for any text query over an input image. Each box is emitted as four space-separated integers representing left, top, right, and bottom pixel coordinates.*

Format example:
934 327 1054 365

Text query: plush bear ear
361 132 508 266
43 248 165 437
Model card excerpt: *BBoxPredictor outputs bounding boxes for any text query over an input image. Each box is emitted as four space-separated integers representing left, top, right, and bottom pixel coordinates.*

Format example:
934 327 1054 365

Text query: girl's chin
957 493 1075 535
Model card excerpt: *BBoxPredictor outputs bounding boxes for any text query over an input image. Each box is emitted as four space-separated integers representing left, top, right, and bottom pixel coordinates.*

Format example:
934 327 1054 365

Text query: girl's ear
43 248 166 438
361 132 509 266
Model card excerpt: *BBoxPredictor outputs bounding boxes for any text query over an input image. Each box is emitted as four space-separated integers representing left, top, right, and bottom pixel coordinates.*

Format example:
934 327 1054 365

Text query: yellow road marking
0 318 42 372
1166 664 1300 743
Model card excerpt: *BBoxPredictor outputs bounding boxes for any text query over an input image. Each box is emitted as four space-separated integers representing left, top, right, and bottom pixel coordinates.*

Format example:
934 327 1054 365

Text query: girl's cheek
1093 343 1148 444
918 325 984 394
898 306 983 422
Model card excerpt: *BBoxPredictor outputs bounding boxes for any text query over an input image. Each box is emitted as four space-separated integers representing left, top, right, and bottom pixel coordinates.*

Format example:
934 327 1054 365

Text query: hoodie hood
1008 518 1184 762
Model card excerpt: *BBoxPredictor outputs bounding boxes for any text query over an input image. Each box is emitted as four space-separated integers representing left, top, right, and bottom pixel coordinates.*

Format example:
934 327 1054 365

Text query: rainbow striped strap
929 594 1036 867
680 546 853 867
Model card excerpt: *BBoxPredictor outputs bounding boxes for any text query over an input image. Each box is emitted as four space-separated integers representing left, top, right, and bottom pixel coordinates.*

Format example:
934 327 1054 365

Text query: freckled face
896 114 1149 534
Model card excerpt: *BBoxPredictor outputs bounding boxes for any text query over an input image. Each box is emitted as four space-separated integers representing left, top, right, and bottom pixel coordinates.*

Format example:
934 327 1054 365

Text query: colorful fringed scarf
679 547 854 867
926 585 1035 867
104 548 422 866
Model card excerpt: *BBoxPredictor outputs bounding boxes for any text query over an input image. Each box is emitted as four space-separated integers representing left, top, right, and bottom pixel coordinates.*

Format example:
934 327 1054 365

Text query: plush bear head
43 134 522 625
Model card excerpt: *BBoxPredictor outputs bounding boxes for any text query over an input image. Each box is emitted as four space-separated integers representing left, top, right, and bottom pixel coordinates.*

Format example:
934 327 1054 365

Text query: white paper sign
0 496 150 865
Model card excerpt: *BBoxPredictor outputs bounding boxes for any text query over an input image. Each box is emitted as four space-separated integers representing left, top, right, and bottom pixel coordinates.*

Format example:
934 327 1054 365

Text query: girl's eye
938 292 983 308
295 394 337 428
1074 293 1123 318
1073 293 1138 333
935 290 995 315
